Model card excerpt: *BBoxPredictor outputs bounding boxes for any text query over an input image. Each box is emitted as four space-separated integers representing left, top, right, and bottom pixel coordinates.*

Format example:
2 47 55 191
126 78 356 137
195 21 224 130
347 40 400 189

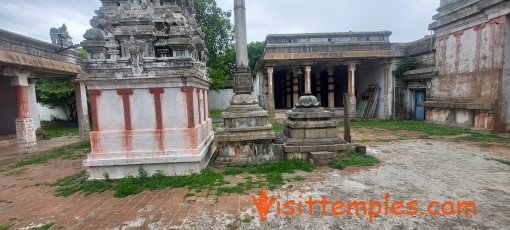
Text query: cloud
0 0 439 44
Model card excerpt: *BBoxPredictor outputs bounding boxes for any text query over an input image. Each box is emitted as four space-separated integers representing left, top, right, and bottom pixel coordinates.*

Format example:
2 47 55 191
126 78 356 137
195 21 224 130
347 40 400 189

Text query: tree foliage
193 1 265 90
247 41 265 72
393 57 418 77
36 78 77 121
194 0 234 90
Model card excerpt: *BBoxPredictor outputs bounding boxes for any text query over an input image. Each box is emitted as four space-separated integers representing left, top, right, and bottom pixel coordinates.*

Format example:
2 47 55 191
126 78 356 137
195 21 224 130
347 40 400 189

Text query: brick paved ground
0 128 509 229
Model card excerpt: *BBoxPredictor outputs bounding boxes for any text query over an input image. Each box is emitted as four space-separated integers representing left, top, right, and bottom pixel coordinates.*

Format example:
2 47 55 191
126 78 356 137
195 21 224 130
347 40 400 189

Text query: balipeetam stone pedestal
215 93 278 164
282 95 355 165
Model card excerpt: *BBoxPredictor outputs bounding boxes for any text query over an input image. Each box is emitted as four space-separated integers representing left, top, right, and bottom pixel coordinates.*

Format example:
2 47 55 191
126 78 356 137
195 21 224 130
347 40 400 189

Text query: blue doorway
415 90 426 121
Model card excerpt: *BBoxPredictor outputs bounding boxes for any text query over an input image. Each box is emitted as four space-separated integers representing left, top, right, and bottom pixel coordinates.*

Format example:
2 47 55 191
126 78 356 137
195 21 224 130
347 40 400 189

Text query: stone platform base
284 143 355 161
309 152 336 167
84 137 215 179
215 140 284 165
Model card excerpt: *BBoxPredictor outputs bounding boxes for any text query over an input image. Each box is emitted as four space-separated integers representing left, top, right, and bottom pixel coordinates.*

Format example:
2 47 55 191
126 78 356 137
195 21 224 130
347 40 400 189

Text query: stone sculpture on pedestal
282 66 355 166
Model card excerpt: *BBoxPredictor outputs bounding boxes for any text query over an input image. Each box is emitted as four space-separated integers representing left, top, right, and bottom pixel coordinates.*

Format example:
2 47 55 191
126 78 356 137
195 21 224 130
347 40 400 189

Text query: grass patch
11 141 90 168
241 218 252 223
53 160 315 198
293 176 306 181
419 135 433 139
266 172 284 187
331 150 380 170
272 123 284 134
0 224 14 230
213 122 221 131
28 223 54 230
54 168 225 198
249 159 314 190
0 200 13 204
184 192 196 199
249 159 314 174
223 167 244 175
339 119 510 144
41 121 79 138
355 139 372 143
4 168 27 177
217 183 245 195
210 110 224 119
490 158 510 166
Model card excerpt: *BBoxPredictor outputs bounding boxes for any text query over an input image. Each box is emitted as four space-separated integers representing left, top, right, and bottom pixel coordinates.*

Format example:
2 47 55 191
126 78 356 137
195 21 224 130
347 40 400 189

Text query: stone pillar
267 67 275 118
293 68 300 107
11 71 37 152
315 72 321 103
345 61 359 116
327 67 335 109
286 73 292 108
304 66 312 95
234 0 249 68
381 60 391 118
75 80 90 140
26 79 41 131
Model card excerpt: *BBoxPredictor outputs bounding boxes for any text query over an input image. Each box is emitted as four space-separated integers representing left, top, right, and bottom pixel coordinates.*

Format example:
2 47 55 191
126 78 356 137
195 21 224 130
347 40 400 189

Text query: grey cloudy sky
0 0 440 44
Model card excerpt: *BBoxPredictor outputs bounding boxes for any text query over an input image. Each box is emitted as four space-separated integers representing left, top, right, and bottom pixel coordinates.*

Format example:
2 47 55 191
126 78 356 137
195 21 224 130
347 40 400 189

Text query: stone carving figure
50 23 73 46
127 36 145 67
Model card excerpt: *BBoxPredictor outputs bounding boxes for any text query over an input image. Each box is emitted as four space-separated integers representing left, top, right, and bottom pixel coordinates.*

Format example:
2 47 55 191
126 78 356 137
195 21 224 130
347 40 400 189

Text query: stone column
327 67 335 108
10 70 37 152
267 67 275 118
381 60 391 118
286 73 292 108
234 0 249 68
345 60 359 116
75 80 90 140
304 66 312 95
27 79 41 130
315 72 321 103
292 68 301 107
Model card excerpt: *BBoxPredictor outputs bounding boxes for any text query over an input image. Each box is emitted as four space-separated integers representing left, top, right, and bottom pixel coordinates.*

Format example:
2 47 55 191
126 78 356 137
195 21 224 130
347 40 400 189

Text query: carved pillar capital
292 67 302 77
344 60 359 72
266 66 273 74
327 67 335 76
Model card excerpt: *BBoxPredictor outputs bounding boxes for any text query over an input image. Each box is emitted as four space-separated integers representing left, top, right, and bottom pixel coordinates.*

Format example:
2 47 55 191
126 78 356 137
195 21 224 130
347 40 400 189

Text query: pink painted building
425 0 510 132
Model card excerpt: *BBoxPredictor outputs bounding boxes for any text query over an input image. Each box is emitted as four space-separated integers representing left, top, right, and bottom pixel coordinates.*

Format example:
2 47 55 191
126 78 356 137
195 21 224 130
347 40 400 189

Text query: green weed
223 167 244 175
272 124 284 134
331 150 380 170
41 121 79 138
12 141 90 168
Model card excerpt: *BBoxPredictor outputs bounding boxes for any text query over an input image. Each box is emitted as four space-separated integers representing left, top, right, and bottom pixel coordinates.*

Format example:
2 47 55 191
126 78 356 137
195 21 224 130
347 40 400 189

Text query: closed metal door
415 90 426 121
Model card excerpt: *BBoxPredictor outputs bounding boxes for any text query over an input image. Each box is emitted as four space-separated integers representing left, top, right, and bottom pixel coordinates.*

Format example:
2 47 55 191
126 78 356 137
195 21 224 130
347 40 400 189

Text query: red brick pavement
0 157 259 229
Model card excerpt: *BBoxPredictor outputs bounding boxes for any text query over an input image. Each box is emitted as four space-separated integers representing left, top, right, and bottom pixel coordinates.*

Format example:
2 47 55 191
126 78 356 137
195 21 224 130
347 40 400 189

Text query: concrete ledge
423 101 495 110
284 144 355 153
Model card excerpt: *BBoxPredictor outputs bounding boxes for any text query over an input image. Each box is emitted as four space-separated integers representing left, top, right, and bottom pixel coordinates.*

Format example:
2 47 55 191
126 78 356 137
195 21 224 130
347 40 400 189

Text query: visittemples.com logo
251 190 477 223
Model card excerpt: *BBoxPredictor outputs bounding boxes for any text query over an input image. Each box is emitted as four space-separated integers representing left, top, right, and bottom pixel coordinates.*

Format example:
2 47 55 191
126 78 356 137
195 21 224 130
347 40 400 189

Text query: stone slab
308 151 337 167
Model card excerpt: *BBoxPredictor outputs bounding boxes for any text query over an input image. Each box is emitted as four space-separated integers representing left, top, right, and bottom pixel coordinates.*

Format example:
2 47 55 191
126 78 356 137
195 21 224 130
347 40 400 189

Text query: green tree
76 47 89 64
247 41 265 72
35 47 88 122
194 0 234 90
36 78 77 121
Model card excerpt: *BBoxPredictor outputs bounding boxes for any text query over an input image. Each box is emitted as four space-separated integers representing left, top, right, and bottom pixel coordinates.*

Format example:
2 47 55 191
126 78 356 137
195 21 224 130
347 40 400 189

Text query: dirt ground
0 128 509 229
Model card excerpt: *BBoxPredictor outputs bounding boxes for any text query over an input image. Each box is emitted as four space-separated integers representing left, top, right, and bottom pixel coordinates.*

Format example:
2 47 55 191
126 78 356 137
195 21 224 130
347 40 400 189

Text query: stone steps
308 151 336 167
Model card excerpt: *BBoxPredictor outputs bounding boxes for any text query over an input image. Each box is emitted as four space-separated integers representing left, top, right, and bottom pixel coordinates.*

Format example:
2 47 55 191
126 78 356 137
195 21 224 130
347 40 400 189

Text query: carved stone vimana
80 0 214 179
